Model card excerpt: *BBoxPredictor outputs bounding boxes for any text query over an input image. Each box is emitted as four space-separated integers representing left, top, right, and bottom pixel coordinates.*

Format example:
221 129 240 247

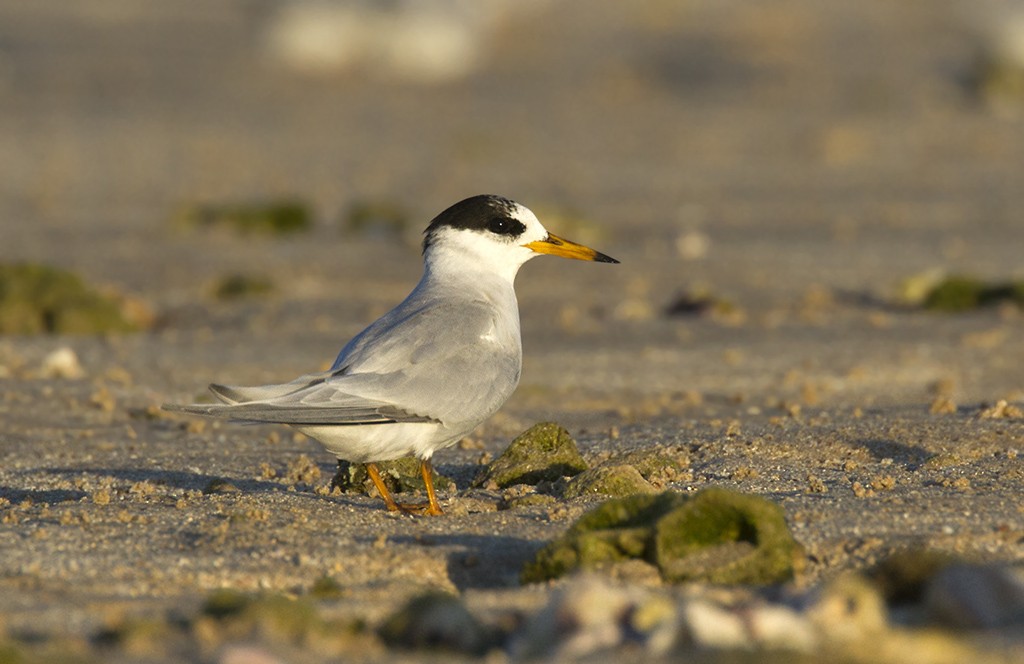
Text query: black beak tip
596 252 620 264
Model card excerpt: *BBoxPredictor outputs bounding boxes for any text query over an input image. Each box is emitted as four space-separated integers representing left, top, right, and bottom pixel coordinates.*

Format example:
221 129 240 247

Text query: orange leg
364 460 444 516
419 459 444 516
365 462 402 512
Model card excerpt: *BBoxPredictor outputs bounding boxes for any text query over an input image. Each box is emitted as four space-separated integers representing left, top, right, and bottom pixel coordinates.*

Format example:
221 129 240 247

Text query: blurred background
0 0 1022 408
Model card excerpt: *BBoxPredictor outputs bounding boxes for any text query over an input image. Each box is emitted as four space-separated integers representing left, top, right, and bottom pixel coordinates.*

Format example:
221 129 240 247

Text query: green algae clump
0 263 142 334
522 492 685 583
653 487 799 584
474 422 588 489
922 276 1024 312
379 592 497 655
213 273 274 300
523 488 801 586
174 199 312 235
200 590 339 647
332 458 454 496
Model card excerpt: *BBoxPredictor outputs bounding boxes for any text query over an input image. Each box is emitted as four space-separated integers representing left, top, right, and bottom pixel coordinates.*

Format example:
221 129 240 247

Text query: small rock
379 592 496 655
203 478 240 494
973 12 1024 116
675 229 710 260
978 399 1023 419
746 603 817 652
929 396 957 415
563 465 657 499
510 575 677 660
806 574 888 642
604 448 691 487
40 347 84 379
924 564 1024 629
499 493 557 511
0 263 144 334
220 645 285 664
474 422 587 489
869 548 958 606
679 599 748 650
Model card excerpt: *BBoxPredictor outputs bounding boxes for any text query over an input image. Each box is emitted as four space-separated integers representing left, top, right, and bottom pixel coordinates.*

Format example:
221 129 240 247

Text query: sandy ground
0 0 1023 661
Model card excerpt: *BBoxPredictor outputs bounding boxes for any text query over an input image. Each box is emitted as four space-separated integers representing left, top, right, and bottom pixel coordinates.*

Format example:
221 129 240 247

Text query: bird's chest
477 295 521 354
479 313 519 348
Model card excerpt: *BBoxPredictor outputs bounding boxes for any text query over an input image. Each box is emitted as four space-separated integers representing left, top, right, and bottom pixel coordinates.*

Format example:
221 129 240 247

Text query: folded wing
163 298 519 429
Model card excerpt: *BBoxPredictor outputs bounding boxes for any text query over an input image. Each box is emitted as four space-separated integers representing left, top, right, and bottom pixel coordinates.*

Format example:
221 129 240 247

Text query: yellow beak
524 233 619 263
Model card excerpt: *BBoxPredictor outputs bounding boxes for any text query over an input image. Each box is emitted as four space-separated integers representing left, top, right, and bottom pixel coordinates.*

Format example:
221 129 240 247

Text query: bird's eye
488 217 511 234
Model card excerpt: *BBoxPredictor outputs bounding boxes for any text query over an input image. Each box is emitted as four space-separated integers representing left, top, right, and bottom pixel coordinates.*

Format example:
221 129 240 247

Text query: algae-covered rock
523 489 801 586
174 199 312 235
309 575 345 599
522 492 686 583
202 588 251 619
563 465 658 499
342 199 410 237
213 273 274 300
474 422 587 489
921 275 1024 312
331 458 454 496
201 590 328 644
973 19 1024 116
93 617 176 656
653 487 799 585
663 289 738 319
0 263 144 334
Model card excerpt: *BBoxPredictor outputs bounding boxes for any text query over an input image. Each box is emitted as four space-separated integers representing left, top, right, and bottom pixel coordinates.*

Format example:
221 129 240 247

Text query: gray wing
163 298 520 428
162 390 434 425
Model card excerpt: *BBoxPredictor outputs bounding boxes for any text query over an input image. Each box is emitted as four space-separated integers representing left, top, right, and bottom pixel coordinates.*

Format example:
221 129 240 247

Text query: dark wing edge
160 401 437 426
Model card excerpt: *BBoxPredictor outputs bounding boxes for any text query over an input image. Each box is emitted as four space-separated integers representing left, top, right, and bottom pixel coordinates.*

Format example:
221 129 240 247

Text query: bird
164 194 618 515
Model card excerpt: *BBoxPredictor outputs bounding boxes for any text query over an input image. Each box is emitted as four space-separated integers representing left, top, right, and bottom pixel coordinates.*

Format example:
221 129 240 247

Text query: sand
0 0 1022 661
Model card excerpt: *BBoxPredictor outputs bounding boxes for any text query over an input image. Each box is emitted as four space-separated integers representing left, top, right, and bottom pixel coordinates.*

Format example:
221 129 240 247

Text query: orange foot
365 460 444 516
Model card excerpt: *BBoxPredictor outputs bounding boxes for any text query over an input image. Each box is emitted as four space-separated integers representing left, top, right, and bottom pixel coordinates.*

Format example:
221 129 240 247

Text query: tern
165 194 618 515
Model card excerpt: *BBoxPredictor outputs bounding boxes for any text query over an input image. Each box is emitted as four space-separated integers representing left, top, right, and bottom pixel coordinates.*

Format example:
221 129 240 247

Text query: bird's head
422 194 618 281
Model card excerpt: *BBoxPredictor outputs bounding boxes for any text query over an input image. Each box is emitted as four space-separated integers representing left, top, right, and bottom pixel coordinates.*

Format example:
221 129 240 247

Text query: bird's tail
161 383 258 418
162 377 324 418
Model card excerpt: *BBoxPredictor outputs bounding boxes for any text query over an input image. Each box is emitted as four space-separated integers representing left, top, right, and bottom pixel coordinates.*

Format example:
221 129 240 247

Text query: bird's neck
421 245 525 288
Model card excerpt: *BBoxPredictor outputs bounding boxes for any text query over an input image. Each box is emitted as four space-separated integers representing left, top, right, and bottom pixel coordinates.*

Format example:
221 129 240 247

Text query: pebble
924 564 1024 629
219 645 285 664
680 599 746 649
806 574 888 641
40 346 84 379
510 575 677 660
